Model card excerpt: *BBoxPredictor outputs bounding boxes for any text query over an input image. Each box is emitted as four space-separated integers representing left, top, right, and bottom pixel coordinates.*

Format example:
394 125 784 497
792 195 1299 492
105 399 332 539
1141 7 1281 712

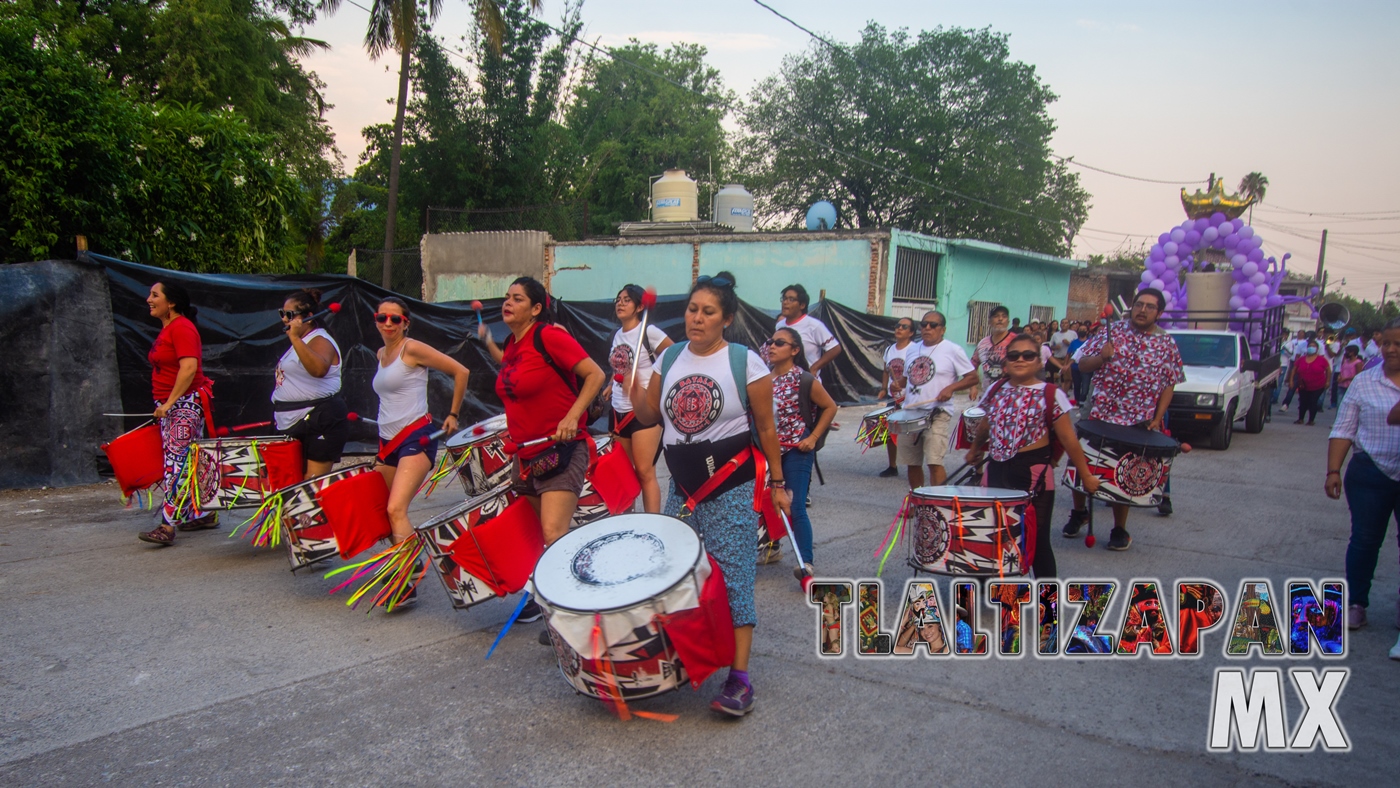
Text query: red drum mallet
282 301 341 331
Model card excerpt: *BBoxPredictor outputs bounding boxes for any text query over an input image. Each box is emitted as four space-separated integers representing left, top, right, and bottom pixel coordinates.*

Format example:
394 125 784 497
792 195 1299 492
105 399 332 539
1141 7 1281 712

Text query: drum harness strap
375 414 432 463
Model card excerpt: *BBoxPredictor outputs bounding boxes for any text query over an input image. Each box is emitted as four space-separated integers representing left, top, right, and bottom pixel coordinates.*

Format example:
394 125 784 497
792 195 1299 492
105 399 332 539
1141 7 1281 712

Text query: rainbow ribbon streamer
417 446 469 499
853 420 889 453
325 537 426 612
874 493 912 577
121 486 161 511
230 491 286 548
171 443 206 522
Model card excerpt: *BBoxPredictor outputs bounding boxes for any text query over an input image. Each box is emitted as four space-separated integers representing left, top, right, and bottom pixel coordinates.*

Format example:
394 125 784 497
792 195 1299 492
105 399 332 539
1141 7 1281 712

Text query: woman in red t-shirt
138 281 215 546
1289 340 1331 425
478 277 606 620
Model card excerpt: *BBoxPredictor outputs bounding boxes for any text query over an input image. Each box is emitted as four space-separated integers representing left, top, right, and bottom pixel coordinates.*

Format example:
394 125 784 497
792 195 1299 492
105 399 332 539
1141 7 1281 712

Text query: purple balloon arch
1138 211 1320 339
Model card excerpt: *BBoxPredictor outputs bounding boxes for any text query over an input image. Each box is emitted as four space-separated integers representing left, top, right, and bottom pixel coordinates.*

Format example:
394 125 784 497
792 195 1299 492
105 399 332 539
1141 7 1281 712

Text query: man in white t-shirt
897 311 979 488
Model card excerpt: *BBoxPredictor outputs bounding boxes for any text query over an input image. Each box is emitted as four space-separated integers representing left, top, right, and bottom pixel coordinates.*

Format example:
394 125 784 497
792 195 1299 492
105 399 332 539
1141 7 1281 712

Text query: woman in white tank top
273 289 348 479
371 297 471 568
608 284 673 513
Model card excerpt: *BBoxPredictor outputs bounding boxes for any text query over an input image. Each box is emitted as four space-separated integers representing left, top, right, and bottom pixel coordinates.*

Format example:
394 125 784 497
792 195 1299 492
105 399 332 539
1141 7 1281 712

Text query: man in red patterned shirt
1062 288 1184 551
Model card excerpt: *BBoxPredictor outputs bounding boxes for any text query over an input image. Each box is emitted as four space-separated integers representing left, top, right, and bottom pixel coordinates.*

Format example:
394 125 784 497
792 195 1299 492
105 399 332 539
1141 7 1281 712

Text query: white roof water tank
652 169 699 222
714 184 755 232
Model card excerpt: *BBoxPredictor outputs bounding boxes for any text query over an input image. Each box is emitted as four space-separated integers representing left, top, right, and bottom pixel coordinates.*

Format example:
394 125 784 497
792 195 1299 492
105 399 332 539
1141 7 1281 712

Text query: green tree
566 41 733 235
1238 171 1268 224
738 23 1090 256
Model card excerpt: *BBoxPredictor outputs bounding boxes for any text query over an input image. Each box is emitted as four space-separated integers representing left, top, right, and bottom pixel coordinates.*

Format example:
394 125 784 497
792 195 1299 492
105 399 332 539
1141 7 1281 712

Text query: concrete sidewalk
1 406 1392 785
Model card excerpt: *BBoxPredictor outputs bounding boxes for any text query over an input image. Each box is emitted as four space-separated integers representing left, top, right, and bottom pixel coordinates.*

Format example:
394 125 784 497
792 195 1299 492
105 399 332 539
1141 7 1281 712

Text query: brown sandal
177 513 220 532
138 526 176 546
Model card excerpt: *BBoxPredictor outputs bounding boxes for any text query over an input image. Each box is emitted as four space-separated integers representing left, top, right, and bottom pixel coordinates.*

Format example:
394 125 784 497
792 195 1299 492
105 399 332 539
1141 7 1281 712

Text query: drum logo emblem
907 355 935 389
609 343 633 376
1115 453 1166 497
665 374 723 436
913 505 950 565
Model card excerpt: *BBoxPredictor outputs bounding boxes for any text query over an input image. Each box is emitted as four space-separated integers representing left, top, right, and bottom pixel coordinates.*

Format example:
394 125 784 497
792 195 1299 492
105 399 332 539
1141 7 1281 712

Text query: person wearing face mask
1289 339 1331 425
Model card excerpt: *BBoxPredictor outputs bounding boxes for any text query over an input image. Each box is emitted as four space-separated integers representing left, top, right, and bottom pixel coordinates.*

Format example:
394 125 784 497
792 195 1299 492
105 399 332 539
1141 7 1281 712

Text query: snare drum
887 408 932 436
443 414 512 496
1062 419 1180 507
184 437 303 510
857 405 897 448
534 514 708 701
276 463 376 570
951 406 986 451
907 485 1031 576
415 484 525 609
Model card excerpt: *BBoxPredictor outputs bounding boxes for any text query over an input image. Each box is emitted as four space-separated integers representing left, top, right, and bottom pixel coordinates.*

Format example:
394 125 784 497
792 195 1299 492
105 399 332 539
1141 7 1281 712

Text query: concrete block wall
421 231 549 302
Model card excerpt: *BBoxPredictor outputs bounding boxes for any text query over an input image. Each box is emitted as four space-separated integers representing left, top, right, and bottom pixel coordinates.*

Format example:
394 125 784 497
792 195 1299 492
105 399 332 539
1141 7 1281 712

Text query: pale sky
302 1 1400 300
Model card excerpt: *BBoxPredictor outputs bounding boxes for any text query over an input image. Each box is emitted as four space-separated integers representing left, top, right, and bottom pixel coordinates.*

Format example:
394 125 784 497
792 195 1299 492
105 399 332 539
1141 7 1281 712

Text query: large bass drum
1062 419 1180 507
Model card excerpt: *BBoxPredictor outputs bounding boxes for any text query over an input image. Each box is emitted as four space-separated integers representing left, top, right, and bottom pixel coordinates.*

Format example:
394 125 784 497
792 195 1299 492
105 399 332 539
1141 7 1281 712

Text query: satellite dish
805 201 837 231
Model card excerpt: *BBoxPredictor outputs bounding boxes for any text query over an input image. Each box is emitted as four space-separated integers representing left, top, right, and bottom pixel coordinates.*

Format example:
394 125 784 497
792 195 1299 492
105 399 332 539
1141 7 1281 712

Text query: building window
892 247 940 303
967 300 999 343
1029 305 1054 325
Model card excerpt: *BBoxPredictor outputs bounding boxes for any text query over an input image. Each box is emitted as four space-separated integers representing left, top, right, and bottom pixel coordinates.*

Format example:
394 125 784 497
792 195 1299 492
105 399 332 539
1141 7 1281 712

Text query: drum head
534 514 701 613
962 407 986 420
445 414 509 449
887 409 929 424
865 405 896 418
912 485 1031 504
1075 419 1180 457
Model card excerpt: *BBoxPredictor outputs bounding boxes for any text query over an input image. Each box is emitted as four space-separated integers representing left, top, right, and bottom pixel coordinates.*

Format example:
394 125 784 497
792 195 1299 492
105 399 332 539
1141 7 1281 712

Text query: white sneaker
1280 405 1288 412
1390 633 1400 661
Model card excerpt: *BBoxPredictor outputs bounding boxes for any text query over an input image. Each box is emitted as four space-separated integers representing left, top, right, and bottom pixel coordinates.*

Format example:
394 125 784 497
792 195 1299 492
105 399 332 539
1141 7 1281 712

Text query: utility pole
1314 229 1328 282
1384 283 1390 307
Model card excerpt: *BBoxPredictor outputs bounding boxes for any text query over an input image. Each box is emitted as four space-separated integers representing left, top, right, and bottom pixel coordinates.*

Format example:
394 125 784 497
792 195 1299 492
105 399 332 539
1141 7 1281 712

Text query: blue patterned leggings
664 480 758 628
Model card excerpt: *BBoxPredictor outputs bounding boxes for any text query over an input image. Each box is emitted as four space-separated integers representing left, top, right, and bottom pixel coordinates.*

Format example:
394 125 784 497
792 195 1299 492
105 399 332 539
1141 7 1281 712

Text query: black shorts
378 421 438 467
281 396 350 464
610 409 658 439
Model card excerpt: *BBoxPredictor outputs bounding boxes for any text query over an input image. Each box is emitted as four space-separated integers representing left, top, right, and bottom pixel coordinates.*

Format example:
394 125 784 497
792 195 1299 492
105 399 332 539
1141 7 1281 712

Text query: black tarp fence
95 254 901 445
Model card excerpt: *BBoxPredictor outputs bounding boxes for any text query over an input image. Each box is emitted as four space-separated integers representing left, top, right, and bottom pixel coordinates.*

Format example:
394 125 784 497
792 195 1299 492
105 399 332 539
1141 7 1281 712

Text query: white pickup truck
1165 326 1283 450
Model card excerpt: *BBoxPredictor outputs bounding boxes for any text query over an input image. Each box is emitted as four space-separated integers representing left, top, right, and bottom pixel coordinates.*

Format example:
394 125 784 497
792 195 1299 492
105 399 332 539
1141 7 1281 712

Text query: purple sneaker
710 675 754 717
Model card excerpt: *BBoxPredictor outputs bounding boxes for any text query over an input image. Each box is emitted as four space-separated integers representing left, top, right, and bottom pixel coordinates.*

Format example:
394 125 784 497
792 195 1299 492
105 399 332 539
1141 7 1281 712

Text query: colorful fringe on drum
417 446 469 498
324 537 426 612
874 493 912 576
230 491 286 548
589 614 678 723
170 444 207 522
853 419 889 453
121 486 161 511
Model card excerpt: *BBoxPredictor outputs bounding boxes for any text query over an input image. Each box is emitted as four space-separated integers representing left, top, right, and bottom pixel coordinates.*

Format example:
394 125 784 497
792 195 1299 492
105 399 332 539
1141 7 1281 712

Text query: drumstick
501 436 553 455
626 288 658 386
214 420 273 437
282 301 341 332
346 412 378 426
485 592 536 660
777 510 809 578
104 413 157 417
471 300 484 326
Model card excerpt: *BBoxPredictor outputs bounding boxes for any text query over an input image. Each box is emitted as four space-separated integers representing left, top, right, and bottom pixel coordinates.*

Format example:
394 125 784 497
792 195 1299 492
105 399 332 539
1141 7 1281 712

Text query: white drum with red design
444 414 512 497
533 514 709 701
1062 419 1180 507
415 483 520 609
907 485 1030 577
277 463 377 571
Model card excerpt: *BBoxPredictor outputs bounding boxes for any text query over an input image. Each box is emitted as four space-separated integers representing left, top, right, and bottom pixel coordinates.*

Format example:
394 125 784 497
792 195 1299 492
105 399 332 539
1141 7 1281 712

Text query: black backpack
797 370 828 452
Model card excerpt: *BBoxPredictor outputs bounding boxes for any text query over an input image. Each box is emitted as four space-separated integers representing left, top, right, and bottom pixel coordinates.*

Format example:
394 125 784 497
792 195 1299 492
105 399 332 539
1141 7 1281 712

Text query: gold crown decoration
1180 179 1255 220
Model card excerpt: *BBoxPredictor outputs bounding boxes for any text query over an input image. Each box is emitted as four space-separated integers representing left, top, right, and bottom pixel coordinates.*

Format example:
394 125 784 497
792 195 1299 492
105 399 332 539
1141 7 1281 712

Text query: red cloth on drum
103 423 165 495
259 440 304 491
663 554 735 689
318 471 391 559
447 497 544 596
587 437 641 515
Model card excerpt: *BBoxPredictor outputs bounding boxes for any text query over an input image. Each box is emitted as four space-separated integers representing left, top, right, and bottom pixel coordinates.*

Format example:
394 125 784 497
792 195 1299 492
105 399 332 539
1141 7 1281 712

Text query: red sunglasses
374 312 407 325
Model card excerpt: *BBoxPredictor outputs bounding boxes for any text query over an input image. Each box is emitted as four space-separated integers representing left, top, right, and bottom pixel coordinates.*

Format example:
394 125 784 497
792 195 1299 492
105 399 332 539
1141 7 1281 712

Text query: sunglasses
374 312 407 325
768 338 795 348
921 320 944 329
696 274 733 288
278 310 310 320
1003 350 1040 362
896 324 914 331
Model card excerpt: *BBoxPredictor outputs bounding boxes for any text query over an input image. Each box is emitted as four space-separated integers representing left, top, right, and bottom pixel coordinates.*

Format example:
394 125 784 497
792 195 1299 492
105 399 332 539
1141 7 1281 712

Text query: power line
1256 203 1400 218
1051 156 1205 186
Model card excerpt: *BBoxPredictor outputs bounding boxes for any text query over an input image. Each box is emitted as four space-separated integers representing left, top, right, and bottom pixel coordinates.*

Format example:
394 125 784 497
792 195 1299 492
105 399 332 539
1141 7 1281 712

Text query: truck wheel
1244 388 1267 434
1209 402 1235 450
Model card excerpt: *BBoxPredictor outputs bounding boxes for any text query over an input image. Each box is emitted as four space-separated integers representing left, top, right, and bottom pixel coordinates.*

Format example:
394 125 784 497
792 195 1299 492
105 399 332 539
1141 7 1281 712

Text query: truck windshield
1173 334 1237 367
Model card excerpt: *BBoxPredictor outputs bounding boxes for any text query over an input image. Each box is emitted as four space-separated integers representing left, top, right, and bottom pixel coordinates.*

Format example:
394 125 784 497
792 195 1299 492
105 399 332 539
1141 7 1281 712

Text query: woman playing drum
964 334 1100 577
608 284 673 513
273 289 349 479
372 297 471 597
138 281 216 545
766 325 837 581
630 271 791 717
479 277 607 622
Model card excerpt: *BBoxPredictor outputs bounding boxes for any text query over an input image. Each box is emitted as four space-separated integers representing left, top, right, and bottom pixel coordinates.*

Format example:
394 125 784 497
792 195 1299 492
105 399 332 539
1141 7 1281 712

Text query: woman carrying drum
630 271 791 717
765 325 837 582
372 297 471 608
608 284 673 513
138 281 216 545
273 289 349 479
964 333 1100 577
479 277 607 622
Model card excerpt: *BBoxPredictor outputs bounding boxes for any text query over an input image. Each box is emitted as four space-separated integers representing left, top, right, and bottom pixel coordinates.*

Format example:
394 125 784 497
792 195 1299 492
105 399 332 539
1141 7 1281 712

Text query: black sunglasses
278 310 310 320
1003 350 1040 362
896 323 914 331
768 338 795 348
696 275 733 288
921 320 944 329
374 312 407 325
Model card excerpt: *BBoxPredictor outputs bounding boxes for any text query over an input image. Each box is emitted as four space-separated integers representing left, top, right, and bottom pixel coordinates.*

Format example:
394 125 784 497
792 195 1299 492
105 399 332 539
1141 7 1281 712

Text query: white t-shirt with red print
883 341 914 402
609 323 669 412
657 344 770 447
901 339 975 412
978 381 1073 462
776 314 838 367
1078 321 1186 426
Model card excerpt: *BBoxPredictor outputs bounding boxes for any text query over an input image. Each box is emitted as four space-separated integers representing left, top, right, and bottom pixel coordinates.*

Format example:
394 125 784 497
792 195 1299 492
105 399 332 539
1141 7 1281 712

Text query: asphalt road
1 404 1394 786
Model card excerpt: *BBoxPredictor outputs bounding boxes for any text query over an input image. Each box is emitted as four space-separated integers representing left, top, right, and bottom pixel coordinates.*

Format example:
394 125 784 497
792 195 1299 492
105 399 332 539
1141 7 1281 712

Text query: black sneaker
1157 496 1173 516
1061 510 1088 538
1107 528 1132 551
878 466 899 478
517 599 543 624
387 587 418 611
